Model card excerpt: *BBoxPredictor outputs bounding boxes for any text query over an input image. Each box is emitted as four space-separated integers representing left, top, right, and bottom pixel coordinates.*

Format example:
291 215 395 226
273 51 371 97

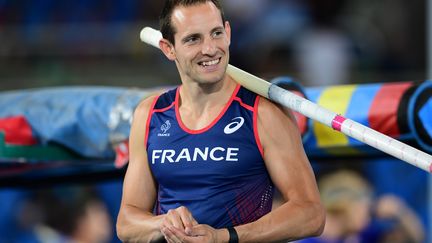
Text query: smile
199 58 221 67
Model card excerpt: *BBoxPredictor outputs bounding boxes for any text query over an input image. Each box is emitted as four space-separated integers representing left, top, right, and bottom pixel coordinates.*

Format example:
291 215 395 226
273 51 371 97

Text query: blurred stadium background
0 0 429 242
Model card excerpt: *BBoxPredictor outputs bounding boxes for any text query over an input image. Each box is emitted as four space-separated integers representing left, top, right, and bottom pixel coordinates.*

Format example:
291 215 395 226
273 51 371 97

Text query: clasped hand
160 206 221 243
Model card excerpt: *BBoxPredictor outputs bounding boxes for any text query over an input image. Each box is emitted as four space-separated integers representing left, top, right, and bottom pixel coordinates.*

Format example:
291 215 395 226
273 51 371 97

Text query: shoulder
133 87 175 119
256 97 302 149
129 95 161 151
257 97 297 126
256 97 276 114
133 95 159 122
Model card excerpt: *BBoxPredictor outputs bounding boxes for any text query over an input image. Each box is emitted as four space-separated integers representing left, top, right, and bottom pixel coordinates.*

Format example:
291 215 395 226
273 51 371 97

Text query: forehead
171 2 223 36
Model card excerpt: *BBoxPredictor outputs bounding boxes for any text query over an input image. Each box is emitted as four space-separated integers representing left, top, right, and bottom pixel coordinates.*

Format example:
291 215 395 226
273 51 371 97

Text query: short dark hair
159 0 226 45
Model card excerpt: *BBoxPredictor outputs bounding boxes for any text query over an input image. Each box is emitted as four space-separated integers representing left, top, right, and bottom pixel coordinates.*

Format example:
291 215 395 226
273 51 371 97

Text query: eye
212 30 224 38
184 36 199 45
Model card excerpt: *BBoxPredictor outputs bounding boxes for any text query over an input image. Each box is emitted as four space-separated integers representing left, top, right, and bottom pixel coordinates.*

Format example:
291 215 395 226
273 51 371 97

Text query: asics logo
224 117 244 134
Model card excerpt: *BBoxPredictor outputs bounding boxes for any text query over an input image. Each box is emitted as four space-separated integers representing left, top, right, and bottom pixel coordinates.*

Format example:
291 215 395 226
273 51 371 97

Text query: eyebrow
181 33 201 43
180 26 225 43
210 26 224 34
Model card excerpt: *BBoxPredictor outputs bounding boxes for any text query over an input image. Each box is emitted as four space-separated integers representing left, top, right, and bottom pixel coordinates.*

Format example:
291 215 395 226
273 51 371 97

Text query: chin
197 73 225 84
205 78 225 85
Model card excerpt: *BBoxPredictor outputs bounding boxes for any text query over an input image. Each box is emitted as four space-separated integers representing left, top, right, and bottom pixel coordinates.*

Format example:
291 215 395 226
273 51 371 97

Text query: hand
161 224 228 243
160 206 198 236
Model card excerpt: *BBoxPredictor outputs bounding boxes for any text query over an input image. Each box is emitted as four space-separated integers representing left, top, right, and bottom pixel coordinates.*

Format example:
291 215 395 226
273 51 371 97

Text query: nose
201 37 217 56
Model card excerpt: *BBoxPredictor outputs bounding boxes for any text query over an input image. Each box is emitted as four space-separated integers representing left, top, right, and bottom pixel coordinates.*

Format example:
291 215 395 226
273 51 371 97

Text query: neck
176 76 238 130
179 76 237 113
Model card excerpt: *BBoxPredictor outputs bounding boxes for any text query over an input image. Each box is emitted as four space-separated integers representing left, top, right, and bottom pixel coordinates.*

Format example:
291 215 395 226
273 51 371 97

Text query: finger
161 227 174 243
166 209 185 231
169 225 189 238
171 226 192 243
177 207 196 234
163 226 184 243
162 217 182 230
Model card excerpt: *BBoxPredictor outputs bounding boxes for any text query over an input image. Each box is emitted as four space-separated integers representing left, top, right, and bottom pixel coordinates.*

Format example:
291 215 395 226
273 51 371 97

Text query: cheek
176 50 196 64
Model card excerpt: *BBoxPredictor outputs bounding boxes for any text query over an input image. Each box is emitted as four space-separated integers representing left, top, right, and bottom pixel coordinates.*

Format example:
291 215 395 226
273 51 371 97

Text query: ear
159 38 176 61
224 21 231 46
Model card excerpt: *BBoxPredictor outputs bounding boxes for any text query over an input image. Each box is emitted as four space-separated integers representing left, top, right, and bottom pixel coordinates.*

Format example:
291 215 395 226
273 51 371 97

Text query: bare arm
235 97 325 242
116 96 165 242
117 96 198 243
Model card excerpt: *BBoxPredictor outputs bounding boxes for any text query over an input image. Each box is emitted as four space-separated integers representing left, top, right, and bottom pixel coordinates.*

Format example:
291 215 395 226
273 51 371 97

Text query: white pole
140 27 432 174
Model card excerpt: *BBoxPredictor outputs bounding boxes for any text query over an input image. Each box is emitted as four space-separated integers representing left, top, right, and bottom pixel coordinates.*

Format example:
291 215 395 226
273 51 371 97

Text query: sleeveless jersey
146 84 273 228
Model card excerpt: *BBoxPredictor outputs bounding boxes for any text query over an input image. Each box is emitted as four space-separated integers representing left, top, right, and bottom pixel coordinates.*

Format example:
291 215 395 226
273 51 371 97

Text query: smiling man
116 1 325 242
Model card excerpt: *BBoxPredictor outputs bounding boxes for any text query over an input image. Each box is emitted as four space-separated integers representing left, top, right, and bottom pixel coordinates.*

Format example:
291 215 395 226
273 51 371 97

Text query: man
117 0 325 242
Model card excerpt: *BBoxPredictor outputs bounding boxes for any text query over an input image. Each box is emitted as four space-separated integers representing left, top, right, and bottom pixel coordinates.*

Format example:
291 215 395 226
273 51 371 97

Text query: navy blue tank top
146 84 273 228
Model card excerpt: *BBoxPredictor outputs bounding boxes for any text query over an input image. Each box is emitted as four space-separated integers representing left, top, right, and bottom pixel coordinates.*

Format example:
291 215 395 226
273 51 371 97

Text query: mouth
198 57 221 67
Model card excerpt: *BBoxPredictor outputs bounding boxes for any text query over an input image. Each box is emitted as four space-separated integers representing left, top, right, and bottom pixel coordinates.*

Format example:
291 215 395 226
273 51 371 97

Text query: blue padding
408 81 432 153
419 99 432 138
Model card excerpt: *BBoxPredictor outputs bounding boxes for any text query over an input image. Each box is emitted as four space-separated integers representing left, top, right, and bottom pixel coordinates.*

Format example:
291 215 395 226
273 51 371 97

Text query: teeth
202 59 220 66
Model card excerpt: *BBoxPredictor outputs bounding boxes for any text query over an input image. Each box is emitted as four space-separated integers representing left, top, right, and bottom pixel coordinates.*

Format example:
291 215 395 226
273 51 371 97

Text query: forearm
117 206 164 243
235 200 325 243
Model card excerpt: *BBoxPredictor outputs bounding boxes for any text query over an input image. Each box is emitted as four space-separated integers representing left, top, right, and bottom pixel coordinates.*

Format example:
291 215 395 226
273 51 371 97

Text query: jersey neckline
175 84 241 134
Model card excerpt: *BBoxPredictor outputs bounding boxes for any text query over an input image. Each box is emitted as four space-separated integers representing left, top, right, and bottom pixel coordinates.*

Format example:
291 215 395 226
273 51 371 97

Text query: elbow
116 214 128 242
116 228 127 242
116 209 162 243
116 211 137 242
309 203 326 237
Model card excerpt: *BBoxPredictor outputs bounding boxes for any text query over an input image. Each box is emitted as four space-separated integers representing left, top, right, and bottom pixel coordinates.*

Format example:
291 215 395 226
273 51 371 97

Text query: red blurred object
0 116 37 145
